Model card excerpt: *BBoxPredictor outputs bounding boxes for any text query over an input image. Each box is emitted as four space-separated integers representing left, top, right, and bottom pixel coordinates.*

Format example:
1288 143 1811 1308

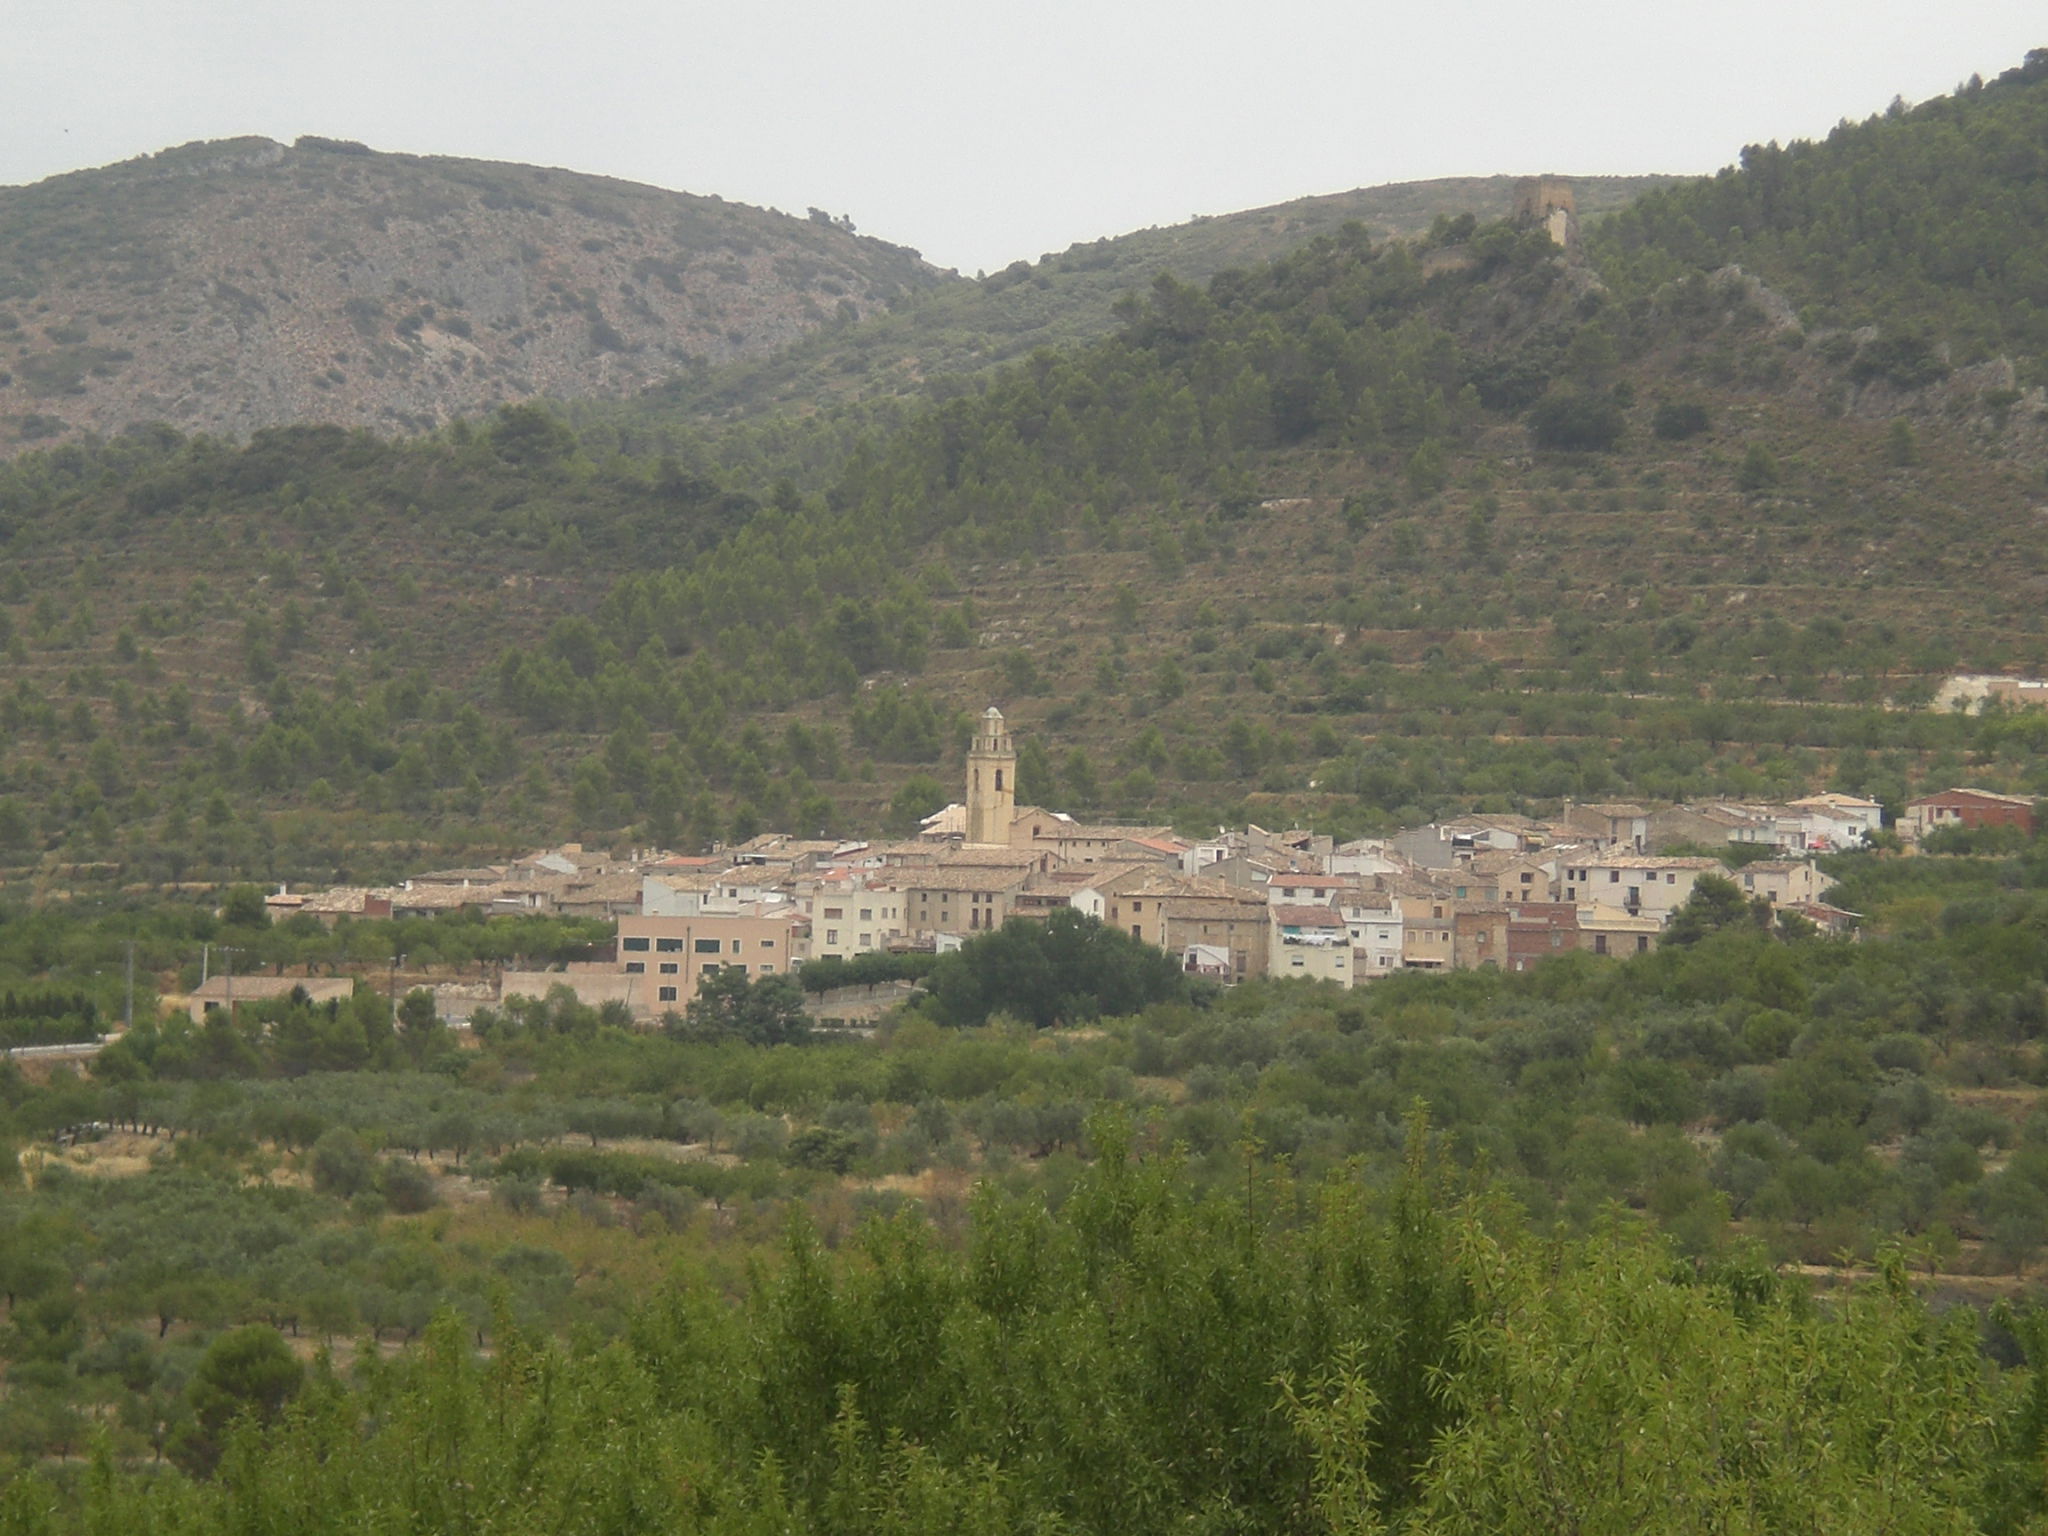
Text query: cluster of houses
255 709 2038 1024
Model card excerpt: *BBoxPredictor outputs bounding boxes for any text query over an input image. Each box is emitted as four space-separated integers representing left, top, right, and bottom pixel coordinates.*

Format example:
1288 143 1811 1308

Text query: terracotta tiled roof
1582 854 1719 871
905 866 1034 894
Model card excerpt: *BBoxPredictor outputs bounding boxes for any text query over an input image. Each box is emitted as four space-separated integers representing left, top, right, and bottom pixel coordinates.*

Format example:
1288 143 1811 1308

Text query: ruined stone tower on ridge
1514 176 1578 248
965 706 1016 847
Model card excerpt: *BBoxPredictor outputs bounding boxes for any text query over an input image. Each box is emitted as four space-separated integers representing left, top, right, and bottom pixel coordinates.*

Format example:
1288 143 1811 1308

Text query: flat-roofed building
185 975 356 1021
615 906 801 1014
806 879 905 961
1269 904 1353 986
1394 889 1456 969
1338 895 1405 979
1577 903 1662 958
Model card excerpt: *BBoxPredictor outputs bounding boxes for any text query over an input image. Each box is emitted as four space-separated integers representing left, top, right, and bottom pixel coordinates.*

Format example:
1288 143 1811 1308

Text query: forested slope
1593 48 2048 379
635 172 1676 428
1 61 2046 888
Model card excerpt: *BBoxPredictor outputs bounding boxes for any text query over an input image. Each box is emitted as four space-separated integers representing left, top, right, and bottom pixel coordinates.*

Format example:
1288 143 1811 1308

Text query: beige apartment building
1396 891 1456 969
806 881 905 960
1558 854 1719 920
615 908 801 1011
1269 904 1355 985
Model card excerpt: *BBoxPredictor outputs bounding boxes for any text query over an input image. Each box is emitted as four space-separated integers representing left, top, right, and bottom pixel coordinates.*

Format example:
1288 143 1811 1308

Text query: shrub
1652 400 1710 440
1528 391 1625 452
309 1128 372 1197
376 1156 439 1214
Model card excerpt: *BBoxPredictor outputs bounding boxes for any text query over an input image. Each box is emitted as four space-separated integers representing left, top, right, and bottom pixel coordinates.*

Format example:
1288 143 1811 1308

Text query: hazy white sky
6 2 2041 274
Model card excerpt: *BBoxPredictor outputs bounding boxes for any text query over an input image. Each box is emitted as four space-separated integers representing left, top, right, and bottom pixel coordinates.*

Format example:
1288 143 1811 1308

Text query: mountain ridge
0 141 1677 453
633 173 1682 427
0 135 948 448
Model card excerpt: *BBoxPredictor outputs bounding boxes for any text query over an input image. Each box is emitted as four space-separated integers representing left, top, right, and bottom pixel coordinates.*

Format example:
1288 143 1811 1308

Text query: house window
622 936 650 952
694 938 721 954
826 929 839 945
859 908 872 921
760 939 776 949
823 907 844 919
858 933 871 947
658 986 678 1003
1594 934 1608 955
760 964 775 974
1636 936 1650 952
729 940 742 954
1609 870 1620 883
657 937 683 953
625 961 646 974
659 962 679 975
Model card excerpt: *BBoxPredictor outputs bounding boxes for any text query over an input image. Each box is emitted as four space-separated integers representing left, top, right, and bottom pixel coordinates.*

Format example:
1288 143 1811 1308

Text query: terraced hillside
0 237 2041 893
0 59 2045 889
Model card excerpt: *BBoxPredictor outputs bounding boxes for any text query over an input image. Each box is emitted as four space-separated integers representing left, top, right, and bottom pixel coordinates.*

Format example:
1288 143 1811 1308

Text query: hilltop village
237 710 2040 1026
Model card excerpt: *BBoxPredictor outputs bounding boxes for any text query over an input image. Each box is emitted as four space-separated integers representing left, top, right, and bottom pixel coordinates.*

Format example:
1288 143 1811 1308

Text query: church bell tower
965 706 1016 847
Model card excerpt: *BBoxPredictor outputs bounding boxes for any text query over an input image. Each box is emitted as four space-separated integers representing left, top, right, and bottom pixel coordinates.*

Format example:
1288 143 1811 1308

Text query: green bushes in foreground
4 1121 2044 1535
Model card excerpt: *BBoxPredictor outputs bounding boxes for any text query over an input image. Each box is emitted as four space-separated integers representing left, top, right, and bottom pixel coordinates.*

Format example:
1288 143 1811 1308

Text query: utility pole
200 942 210 988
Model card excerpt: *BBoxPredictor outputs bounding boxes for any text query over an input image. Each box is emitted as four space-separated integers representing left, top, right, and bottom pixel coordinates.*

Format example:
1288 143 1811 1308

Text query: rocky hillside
0 136 950 449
